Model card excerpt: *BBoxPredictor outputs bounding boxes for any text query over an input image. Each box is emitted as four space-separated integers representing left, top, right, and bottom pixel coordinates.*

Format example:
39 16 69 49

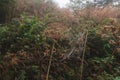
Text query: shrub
0 15 46 53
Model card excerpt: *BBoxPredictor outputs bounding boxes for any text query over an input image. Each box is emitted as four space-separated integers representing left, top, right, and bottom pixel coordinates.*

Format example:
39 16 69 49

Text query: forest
0 0 120 80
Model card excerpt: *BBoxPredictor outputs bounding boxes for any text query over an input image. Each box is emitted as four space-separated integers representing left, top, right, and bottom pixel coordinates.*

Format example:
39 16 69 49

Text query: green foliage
0 1 120 79
97 71 114 80
18 70 26 80
113 77 120 80
0 15 46 53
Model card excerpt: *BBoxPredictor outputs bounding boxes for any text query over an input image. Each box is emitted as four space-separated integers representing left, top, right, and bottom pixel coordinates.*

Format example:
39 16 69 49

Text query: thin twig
61 32 85 61
80 31 88 80
62 46 76 61
46 43 55 80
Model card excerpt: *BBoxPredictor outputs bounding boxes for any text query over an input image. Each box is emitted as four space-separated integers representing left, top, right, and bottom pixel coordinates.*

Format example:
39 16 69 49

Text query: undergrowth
0 14 120 80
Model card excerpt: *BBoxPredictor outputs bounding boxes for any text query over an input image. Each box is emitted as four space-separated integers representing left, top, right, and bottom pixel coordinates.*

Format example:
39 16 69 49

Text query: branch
80 31 88 80
46 43 55 80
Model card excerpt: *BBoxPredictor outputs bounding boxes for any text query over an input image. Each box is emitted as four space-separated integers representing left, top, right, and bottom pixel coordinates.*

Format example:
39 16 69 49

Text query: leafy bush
0 15 46 53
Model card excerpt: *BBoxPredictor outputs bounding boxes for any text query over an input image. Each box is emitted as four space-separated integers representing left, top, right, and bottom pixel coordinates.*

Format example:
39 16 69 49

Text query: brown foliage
98 18 120 53
78 6 119 22
44 23 70 40
15 0 58 19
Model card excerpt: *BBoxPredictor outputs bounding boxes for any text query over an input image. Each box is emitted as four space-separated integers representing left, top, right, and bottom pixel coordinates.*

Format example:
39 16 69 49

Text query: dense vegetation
0 0 120 80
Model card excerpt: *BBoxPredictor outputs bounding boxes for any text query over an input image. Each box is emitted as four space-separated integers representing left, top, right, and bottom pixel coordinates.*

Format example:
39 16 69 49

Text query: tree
93 0 120 7
0 0 16 23
68 0 92 11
